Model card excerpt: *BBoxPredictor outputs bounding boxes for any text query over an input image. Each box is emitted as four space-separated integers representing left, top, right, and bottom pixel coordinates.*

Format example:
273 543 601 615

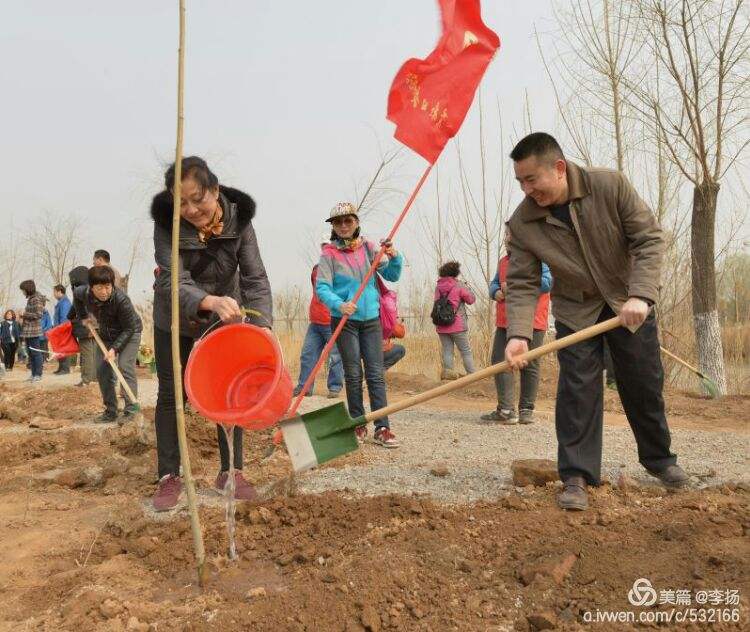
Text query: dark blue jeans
295 323 343 392
24 337 43 377
331 317 389 430
383 343 406 371
153 327 242 478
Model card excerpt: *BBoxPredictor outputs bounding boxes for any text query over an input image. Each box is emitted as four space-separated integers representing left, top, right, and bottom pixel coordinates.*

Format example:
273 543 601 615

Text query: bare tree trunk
691 181 727 394
602 0 624 171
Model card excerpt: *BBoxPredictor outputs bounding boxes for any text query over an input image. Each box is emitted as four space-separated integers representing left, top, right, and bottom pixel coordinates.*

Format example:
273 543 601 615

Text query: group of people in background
421 227 553 426
292 212 552 439
2 251 141 426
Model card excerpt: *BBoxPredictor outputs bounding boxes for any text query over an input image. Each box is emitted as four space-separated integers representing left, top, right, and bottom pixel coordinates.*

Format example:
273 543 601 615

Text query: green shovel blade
700 376 720 399
279 402 364 472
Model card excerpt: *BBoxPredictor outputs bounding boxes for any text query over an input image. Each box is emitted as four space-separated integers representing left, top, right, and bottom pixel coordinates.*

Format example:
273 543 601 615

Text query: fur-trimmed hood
150 185 256 233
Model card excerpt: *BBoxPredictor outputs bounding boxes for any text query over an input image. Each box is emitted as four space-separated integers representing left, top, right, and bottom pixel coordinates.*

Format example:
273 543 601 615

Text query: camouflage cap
326 202 359 223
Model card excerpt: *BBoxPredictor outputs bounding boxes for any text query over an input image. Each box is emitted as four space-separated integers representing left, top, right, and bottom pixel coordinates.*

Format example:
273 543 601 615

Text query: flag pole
171 0 207 587
284 161 434 421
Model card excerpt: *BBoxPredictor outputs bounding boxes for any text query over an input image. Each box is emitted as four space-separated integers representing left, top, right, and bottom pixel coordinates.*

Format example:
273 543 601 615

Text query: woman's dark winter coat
150 186 272 338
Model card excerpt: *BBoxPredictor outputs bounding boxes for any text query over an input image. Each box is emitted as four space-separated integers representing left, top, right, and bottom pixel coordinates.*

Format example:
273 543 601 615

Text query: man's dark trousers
555 305 676 485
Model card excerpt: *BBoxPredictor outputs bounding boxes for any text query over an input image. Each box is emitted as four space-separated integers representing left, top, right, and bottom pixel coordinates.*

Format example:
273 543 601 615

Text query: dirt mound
0 383 102 424
7 486 748 631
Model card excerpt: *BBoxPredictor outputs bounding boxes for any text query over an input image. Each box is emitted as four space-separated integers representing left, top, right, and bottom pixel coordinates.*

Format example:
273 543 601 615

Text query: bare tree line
530 0 749 395
0 211 146 310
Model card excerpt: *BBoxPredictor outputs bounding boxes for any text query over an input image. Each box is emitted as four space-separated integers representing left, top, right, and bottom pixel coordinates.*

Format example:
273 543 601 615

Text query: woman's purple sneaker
153 474 183 512
215 471 257 501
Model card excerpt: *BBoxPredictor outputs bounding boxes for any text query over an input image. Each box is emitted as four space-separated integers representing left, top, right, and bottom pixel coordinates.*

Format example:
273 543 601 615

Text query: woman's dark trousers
153 327 243 479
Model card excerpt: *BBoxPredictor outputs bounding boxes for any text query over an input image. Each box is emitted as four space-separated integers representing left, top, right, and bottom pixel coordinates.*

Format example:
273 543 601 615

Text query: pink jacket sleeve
459 283 476 305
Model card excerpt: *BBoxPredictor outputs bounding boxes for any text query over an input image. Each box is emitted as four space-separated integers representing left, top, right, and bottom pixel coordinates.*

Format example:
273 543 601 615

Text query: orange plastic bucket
184 323 293 430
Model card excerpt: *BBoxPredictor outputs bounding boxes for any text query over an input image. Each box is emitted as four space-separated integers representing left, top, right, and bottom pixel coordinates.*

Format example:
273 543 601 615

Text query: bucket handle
197 308 263 341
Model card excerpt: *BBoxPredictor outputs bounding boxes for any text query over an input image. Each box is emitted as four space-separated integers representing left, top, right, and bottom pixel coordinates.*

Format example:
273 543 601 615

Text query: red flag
45 321 80 358
387 0 500 163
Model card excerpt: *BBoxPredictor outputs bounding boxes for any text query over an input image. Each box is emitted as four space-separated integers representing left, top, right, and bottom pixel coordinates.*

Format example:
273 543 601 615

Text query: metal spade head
280 402 365 472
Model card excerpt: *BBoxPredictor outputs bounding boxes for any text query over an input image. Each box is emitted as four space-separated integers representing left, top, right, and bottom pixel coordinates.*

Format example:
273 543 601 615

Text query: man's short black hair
88 265 115 286
93 249 111 263
53 284 66 294
510 132 565 165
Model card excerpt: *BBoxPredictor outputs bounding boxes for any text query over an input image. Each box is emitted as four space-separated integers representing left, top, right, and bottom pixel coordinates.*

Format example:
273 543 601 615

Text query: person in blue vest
39 300 53 363
53 284 72 374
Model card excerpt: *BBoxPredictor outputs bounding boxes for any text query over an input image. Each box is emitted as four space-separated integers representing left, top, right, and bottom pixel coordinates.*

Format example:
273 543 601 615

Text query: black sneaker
480 408 518 424
95 410 119 423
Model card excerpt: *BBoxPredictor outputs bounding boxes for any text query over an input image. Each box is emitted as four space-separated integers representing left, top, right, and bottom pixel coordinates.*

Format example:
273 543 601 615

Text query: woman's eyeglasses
332 216 356 226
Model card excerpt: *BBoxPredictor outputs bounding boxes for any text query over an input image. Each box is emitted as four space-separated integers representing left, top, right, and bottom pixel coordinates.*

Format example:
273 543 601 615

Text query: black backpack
431 291 457 326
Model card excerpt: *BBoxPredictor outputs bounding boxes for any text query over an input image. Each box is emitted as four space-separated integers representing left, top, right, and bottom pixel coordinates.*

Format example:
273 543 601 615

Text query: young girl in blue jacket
316 202 403 448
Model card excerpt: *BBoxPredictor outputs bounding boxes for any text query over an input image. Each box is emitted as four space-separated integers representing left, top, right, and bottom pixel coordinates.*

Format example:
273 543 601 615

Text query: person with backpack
316 202 403 448
481 226 552 424
432 261 476 380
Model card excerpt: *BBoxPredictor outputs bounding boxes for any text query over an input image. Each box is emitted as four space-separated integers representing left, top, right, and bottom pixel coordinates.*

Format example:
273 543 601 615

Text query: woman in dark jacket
68 266 97 386
150 156 273 512
1 310 22 370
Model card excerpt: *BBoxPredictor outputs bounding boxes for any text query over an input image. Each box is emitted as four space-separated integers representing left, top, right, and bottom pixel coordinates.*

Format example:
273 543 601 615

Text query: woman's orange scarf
197 203 224 243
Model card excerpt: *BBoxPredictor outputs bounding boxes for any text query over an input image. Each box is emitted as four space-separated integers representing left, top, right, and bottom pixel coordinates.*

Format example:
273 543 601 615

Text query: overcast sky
2 2 745 306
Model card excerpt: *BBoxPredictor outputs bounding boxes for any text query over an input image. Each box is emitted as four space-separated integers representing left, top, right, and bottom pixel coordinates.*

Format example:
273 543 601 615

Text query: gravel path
5 372 747 504
296 406 750 503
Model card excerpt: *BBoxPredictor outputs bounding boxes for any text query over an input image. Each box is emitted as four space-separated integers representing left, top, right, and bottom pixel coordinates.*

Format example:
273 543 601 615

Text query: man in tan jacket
504 132 688 511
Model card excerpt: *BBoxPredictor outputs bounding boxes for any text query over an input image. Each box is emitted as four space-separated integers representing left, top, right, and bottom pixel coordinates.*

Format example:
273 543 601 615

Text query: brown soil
0 383 748 631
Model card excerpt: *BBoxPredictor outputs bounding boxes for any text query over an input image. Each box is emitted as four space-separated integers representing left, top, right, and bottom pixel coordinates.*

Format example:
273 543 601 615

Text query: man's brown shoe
646 464 689 488
557 476 588 511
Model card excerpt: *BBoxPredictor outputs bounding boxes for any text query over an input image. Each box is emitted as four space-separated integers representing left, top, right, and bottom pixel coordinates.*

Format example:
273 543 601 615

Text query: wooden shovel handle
364 316 623 423
659 346 702 377
86 324 140 406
